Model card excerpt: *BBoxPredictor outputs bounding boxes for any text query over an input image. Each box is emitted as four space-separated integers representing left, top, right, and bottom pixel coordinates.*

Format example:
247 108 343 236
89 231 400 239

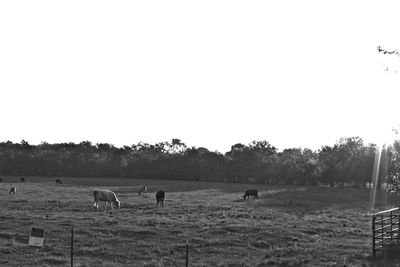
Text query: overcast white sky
1 1 400 153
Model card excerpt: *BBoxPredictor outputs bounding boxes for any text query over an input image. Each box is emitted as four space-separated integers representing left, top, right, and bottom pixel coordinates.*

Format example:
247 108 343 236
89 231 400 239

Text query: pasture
0 176 398 266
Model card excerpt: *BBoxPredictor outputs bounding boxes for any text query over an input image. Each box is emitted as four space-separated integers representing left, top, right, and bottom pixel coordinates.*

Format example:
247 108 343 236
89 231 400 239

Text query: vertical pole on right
71 227 74 267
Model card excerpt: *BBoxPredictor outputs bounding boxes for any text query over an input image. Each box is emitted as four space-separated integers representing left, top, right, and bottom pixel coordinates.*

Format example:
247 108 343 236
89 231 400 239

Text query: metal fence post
71 227 74 267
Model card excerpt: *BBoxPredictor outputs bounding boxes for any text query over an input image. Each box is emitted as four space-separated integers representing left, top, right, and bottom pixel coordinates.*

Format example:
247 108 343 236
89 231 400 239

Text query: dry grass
0 177 399 266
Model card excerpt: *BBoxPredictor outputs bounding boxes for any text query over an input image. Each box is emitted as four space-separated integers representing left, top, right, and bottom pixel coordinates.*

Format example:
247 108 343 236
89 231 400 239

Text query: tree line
1 137 400 189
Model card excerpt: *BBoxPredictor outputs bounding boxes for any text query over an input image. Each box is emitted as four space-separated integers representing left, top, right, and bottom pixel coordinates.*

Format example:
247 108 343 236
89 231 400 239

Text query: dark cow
20 177 25 182
9 187 16 194
55 179 63 184
0 177 3 182
156 191 165 207
243 189 258 200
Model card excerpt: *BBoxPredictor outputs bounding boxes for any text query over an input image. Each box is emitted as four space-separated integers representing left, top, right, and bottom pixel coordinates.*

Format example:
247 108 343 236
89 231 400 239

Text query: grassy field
0 176 399 266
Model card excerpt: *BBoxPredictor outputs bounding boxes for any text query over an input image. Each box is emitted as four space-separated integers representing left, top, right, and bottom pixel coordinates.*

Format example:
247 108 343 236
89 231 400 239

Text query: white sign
29 228 45 247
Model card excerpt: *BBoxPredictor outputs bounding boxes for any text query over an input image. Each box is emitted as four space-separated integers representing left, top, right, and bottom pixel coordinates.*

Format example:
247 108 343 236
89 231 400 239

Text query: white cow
93 190 120 210
138 185 148 197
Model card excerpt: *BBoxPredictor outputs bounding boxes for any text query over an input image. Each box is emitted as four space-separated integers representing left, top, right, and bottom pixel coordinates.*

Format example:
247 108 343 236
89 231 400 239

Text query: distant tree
318 145 341 187
21 139 30 147
225 141 278 183
225 143 255 182
1 136 399 188
167 139 187 155
183 147 227 181
386 139 400 191
336 137 365 187
377 46 400 56
275 148 311 185
353 144 376 188
249 140 277 155
377 45 400 73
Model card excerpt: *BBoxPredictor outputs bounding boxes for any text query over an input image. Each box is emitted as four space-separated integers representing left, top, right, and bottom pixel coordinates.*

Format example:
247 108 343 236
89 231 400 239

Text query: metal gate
372 207 400 257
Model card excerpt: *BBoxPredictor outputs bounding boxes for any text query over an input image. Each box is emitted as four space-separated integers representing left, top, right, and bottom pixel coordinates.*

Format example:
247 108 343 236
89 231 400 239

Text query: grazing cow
138 185 148 197
55 179 63 184
93 190 120 210
243 189 258 200
9 187 16 194
156 190 165 207
20 177 25 182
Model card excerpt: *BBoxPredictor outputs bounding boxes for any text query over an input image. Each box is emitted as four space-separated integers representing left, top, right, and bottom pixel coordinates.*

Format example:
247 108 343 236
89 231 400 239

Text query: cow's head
113 198 121 209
